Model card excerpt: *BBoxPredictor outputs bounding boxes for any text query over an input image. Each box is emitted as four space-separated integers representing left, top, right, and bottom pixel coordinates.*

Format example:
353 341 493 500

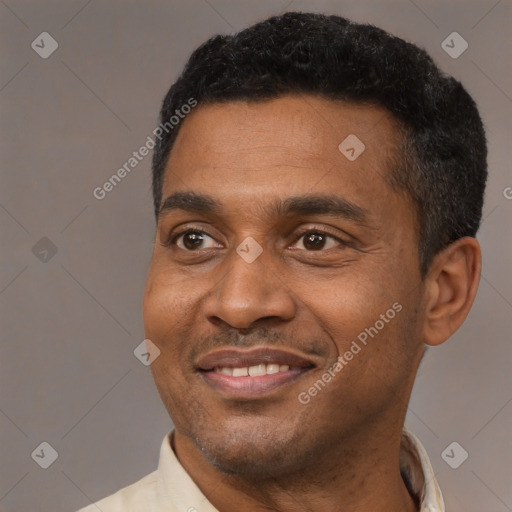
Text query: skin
142 95 481 512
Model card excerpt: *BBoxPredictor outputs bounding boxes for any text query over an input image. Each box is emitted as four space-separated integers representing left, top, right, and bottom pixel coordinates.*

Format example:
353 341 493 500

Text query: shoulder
76 470 159 512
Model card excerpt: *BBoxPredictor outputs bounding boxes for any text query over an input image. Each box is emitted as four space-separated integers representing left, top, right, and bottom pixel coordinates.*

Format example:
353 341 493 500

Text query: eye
291 230 345 251
171 230 220 251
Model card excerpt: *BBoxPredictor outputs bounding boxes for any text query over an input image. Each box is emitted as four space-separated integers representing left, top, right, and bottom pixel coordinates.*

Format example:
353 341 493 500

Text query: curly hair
152 11 487 276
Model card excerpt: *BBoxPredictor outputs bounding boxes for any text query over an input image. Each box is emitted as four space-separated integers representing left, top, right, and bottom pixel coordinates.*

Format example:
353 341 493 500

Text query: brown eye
173 230 219 251
292 230 343 251
303 233 327 250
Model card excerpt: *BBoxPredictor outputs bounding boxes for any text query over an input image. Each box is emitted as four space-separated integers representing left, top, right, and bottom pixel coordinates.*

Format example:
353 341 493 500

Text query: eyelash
165 225 349 250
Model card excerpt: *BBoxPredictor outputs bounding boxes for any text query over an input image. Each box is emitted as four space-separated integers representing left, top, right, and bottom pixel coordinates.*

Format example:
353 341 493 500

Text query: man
79 11 486 512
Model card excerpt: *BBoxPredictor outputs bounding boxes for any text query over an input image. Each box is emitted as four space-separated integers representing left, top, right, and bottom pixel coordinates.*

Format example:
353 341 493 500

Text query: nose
202 246 297 330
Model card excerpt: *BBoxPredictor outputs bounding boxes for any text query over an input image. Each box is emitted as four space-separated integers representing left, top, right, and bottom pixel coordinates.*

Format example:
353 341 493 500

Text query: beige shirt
77 428 445 512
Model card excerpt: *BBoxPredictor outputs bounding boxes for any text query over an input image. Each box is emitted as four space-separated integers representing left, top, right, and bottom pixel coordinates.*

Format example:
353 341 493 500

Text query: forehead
166 95 399 174
161 95 409 225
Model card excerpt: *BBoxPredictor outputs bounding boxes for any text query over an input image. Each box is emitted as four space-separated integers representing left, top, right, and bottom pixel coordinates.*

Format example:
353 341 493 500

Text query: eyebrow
159 191 368 225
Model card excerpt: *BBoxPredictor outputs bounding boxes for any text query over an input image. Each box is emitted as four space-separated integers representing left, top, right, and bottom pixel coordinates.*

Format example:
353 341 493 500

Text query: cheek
143 262 200 334
295 266 416 399
143 270 192 377
297 267 401 346
143 270 200 421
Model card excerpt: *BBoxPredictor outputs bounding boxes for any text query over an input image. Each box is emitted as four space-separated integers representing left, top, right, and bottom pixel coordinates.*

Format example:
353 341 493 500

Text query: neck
172 421 418 512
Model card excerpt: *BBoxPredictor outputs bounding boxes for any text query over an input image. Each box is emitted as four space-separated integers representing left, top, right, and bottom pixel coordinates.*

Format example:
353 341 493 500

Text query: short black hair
152 11 487 276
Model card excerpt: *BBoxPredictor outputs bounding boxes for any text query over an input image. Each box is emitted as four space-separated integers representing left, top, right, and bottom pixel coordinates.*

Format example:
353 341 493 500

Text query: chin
198 438 300 479
191 417 309 479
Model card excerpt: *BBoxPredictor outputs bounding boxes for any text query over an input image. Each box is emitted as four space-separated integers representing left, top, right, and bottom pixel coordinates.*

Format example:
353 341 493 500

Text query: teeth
214 363 293 377
266 363 280 374
248 364 266 377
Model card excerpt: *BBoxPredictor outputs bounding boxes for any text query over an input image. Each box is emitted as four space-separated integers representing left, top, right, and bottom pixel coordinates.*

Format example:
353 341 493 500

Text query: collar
400 428 445 511
154 428 445 512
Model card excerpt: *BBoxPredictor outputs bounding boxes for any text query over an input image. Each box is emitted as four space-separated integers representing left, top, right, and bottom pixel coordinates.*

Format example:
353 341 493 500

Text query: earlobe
422 237 482 346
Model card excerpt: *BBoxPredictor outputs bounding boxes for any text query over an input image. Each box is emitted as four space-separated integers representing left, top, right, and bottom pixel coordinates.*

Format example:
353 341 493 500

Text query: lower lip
199 368 311 399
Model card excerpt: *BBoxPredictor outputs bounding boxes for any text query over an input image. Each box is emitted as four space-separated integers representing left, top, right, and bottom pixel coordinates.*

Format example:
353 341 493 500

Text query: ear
422 237 482 346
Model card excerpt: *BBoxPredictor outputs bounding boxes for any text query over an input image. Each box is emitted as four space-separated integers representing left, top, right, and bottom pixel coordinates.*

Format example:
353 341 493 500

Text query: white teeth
232 367 249 377
214 363 293 377
248 364 266 377
266 363 280 374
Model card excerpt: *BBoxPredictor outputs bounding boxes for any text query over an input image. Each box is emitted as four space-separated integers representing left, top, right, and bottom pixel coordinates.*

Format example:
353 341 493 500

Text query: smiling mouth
196 348 316 398
212 363 294 377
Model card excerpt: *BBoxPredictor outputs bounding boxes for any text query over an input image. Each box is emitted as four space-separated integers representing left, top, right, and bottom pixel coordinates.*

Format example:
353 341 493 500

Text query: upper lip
196 347 317 371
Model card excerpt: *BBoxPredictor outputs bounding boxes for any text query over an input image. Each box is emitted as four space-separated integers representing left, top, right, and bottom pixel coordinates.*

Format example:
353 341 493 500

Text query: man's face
143 96 426 477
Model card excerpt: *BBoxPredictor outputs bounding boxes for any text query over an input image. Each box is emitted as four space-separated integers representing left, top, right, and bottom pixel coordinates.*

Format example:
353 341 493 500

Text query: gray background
0 1 511 511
